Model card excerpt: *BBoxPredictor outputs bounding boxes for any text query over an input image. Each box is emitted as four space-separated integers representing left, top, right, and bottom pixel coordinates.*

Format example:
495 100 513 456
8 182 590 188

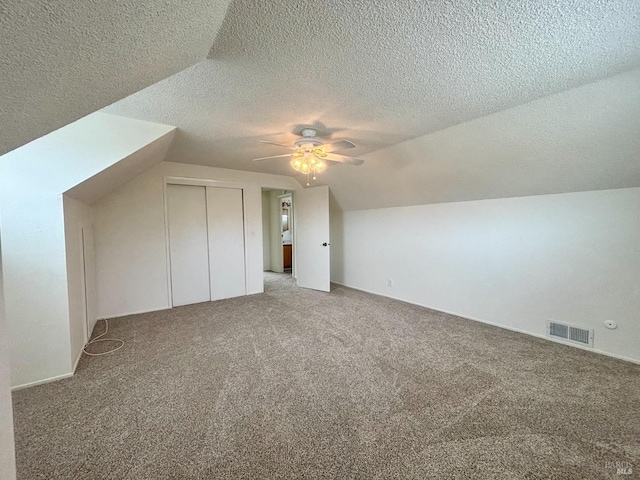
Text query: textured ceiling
326 68 640 210
0 0 232 155
103 0 638 208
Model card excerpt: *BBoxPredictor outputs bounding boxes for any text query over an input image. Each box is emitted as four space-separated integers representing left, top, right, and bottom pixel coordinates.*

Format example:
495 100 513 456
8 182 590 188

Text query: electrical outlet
387 279 393 287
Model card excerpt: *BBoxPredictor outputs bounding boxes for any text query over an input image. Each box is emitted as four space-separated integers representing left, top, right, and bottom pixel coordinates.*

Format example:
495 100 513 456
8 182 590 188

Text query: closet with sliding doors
166 183 246 307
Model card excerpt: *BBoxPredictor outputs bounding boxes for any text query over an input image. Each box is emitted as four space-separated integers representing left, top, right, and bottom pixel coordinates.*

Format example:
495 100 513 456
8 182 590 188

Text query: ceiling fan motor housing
295 128 323 148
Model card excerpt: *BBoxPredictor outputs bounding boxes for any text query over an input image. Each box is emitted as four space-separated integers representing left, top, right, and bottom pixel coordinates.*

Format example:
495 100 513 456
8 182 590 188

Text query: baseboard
12 372 74 392
98 305 169 320
13 346 85 391
331 281 640 366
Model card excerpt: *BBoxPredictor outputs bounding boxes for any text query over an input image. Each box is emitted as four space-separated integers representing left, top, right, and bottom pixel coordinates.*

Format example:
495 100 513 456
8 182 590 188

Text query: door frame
163 176 249 307
78 226 89 343
78 222 97 344
260 184 301 291
277 192 294 275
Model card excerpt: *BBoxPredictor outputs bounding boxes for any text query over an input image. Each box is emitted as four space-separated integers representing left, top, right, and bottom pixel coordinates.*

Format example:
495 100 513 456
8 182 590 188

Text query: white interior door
295 185 330 292
167 184 211 306
206 187 246 300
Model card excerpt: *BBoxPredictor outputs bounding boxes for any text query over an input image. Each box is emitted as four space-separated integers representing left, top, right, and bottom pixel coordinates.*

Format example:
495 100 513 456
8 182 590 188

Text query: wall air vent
547 321 594 347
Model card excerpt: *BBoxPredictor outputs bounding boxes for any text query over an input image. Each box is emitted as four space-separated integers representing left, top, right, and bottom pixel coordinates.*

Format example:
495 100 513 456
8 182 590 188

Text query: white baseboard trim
331 281 640 365
98 306 169 320
12 372 74 392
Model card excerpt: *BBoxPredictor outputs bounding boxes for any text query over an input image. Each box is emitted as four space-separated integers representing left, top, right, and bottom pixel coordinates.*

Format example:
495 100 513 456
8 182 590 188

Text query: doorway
281 194 293 273
261 185 331 293
261 189 294 277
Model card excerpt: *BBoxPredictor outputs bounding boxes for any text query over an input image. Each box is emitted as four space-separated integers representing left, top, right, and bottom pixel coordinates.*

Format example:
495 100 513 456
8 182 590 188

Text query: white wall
63 196 95 368
262 190 271 271
0 236 17 479
0 112 176 388
0 195 73 387
93 162 299 319
331 187 640 363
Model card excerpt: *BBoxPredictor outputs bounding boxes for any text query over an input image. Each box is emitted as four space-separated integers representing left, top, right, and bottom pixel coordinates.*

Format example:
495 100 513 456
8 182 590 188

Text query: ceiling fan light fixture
254 126 363 186
289 146 328 184
299 163 310 174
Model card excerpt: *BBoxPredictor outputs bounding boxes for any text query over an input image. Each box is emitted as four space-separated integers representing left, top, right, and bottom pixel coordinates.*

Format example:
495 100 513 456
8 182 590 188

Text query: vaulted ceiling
0 0 232 154
4 0 640 210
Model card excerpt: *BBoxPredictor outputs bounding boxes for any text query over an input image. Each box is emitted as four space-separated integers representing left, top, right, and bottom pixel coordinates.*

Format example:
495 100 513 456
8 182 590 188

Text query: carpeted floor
12 273 640 479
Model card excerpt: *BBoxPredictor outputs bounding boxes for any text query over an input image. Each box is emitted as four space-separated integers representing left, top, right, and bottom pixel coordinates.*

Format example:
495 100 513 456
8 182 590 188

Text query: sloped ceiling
104 1 639 209
64 130 175 205
0 0 232 155
0 112 176 197
327 68 640 210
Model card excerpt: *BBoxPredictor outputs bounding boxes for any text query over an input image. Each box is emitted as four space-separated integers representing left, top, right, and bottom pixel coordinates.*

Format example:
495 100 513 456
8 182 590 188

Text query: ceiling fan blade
324 153 364 166
252 153 293 162
320 139 356 153
259 141 294 149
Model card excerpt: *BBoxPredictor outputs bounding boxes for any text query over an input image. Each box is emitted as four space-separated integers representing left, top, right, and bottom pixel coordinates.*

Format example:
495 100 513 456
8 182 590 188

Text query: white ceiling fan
252 128 364 185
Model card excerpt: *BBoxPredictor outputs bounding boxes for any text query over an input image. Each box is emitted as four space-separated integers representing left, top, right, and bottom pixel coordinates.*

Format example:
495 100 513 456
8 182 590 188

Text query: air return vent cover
547 321 594 347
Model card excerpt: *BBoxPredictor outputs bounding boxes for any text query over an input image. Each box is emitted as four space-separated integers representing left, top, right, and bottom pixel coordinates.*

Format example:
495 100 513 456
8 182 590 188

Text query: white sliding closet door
167 184 211 306
206 187 246 300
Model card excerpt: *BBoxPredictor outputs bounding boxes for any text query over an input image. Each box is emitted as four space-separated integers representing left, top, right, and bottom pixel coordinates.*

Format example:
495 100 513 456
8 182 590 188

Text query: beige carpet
12 273 640 479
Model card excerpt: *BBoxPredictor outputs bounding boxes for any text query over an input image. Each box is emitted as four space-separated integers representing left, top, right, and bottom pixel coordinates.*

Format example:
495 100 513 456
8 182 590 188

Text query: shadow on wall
0 238 17 479
329 190 344 283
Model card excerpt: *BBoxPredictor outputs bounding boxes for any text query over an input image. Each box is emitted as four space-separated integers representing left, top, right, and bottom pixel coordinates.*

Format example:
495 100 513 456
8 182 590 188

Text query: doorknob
322 242 330 246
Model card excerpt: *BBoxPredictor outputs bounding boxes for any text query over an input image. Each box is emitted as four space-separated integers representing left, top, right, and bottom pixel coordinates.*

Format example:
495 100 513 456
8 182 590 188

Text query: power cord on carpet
83 319 124 356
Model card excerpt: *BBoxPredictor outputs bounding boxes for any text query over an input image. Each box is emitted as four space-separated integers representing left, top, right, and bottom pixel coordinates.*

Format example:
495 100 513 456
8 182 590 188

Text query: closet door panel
206 187 246 300
167 185 211 306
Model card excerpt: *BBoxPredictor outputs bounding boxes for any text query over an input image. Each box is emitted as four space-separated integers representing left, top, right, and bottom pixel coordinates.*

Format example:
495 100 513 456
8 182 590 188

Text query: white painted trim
12 372 74 392
97 306 169 320
72 348 83 373
331 281 640 365
261 183 300 191
241 188 250 297
276 192 291 274
162 180 172 309
79 225 89 344
164 176 248 189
